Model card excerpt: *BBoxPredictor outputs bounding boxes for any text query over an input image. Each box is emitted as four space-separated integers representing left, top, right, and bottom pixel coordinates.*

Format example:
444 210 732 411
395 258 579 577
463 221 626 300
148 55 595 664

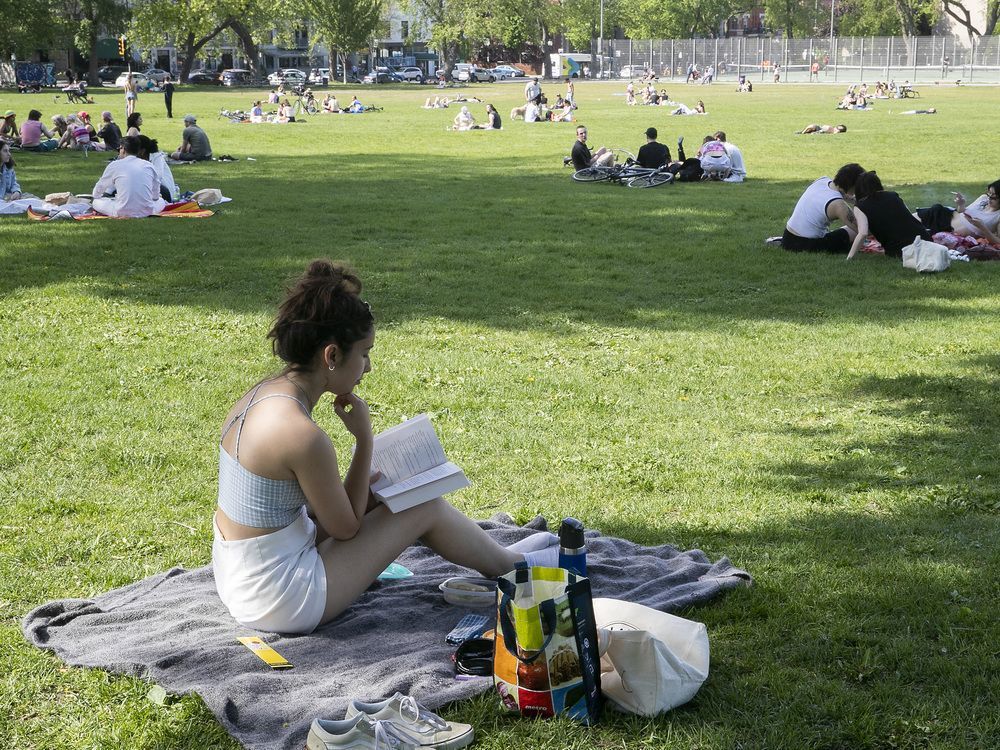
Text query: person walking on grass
211 261 561 635
163 75 175 118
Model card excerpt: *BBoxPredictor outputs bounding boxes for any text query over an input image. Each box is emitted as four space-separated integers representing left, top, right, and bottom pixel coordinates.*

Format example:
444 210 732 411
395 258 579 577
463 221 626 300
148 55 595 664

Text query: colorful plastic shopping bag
494 564 603 723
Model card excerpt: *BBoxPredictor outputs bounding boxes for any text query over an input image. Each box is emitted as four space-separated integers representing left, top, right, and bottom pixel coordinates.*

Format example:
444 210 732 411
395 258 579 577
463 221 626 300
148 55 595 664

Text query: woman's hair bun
268 260 373 370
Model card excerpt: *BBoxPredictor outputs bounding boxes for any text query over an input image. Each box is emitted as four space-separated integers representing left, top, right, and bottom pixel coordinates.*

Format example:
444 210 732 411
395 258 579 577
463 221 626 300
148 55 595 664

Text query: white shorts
212 508 328 634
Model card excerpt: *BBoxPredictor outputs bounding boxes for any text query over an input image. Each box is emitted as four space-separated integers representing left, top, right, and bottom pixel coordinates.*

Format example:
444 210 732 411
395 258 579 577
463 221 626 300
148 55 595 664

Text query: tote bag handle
497 594 557 664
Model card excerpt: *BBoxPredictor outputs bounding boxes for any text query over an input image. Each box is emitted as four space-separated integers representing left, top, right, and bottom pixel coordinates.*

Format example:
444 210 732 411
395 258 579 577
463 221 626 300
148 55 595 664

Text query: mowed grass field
1 80 999 749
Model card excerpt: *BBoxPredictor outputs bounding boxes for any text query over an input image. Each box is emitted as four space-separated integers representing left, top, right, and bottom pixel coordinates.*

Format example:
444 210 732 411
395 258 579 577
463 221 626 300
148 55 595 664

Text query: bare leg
316 498 522 623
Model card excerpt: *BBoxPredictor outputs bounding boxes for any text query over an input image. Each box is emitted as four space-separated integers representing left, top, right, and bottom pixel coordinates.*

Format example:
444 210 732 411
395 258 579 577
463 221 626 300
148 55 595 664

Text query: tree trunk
178 20 232 81
87 23 100 85
541 24 552 79
228 19 259 73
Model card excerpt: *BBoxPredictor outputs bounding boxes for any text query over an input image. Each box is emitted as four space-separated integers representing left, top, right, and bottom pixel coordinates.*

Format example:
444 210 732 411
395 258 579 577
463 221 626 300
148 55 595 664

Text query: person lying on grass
846 170 933 260
779 162 865 253
914 179 1000 246
211 261 560 634
797 124 847 134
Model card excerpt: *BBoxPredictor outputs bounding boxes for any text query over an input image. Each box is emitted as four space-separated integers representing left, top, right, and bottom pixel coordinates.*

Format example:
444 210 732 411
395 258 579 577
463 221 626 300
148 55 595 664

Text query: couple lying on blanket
213 261 563 635
780 164 1000 258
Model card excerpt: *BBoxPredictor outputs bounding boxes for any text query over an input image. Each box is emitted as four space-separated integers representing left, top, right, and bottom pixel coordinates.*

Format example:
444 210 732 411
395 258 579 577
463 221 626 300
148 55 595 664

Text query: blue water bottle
558 518 587 576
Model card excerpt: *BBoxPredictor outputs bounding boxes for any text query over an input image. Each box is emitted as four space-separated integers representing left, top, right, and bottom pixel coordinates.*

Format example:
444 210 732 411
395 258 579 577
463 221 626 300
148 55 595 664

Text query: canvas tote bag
902 236 950 272
593 598 710 716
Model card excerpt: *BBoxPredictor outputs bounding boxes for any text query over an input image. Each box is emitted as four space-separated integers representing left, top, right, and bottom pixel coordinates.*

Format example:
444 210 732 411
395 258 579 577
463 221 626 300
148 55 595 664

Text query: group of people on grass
0 106 210 163
448 104 502 131
777 164 1000 259
570 124 746 183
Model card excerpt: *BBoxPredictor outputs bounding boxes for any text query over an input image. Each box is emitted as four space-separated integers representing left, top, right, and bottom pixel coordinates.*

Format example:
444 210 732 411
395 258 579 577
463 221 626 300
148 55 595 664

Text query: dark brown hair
268 261 374 371
834 163 865 193
854 171 883 203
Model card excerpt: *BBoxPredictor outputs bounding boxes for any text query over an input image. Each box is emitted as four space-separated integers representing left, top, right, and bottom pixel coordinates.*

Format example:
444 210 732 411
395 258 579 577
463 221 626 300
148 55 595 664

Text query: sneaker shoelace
398 696 449 733
371 719 416 750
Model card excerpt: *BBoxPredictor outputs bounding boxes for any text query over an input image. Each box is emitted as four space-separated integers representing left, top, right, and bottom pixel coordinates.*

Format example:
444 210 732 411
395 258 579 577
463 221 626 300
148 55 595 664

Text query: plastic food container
439 577 497 608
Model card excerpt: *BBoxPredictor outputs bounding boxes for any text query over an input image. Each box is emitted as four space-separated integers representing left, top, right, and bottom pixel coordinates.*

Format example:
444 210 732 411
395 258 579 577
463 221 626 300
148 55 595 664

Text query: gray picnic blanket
23 514 750 750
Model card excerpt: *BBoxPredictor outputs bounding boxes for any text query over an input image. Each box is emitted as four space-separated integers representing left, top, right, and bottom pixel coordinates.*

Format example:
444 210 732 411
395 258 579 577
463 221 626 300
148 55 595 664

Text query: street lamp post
598 0 604 78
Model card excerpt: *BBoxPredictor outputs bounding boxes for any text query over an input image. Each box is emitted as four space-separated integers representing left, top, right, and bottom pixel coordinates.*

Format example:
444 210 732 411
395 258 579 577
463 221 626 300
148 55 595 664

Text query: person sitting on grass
778 163 865 253
125 112 142 138
65 114 103 151
797 124 847 134
483 103 502 130
713 130 747 181
551 100 575 122
210 260 561 635
846 170 932 260
450 106 476 131
914 180 1000 246
348 96 364 114
279 99 295 122
637 127 670 168
571 124 614 171
170 114 213 161
268 89 280 104
1 143 22 201
1 110 20 146
19 110 57 151
323 94 340 113
97 111 122 151
137 134 178 203
50 115 69 146
91 135 166 218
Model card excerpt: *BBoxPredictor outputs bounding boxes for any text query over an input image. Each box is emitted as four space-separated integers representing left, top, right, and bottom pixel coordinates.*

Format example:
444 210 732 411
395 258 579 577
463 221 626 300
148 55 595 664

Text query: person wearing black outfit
847 171 931 260
637 127 670 168
163 75 175 119
570 125 613 171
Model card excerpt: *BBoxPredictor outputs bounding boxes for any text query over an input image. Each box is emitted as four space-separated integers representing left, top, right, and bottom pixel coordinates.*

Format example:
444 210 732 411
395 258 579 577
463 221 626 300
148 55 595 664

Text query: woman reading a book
212 261 559 634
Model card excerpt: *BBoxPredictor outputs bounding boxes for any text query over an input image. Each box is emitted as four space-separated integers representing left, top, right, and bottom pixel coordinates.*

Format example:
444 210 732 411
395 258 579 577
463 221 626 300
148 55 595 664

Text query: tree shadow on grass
2 154 998 335
765 353 1000 512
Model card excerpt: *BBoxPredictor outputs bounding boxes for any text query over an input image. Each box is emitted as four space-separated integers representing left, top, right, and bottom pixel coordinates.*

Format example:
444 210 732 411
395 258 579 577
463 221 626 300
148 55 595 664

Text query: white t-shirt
91 155 166 218
787 177 843 238
960 194 1000 234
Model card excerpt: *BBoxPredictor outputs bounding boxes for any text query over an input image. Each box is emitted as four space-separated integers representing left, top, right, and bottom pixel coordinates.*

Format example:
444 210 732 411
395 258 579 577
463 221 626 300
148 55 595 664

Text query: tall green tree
0 0 62 63
59 0 129 84
621 0 746 38
297 0 386 82
131 0 281 80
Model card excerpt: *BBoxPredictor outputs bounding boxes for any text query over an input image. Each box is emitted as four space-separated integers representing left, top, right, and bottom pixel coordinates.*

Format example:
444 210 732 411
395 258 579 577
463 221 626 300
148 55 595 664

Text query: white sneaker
306 713 419 750
345 693 474 750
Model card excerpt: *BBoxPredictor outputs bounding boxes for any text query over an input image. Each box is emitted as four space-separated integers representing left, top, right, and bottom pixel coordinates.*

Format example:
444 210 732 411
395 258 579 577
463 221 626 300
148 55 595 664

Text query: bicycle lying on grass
570 150 674 188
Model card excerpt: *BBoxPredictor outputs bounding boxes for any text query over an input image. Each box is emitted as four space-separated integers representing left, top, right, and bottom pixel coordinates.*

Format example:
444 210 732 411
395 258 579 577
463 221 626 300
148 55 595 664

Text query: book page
370 414 448 489
377 462 465 499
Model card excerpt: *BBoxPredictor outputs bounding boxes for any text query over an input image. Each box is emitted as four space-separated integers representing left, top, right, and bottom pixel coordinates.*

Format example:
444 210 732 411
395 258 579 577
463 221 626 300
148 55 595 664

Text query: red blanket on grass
27 201 214 221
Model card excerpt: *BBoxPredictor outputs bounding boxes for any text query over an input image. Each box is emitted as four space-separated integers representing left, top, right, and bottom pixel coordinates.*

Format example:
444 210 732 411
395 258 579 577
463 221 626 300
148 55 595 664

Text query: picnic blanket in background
862 232 1000 261
23 514 750 750
27 200 215 221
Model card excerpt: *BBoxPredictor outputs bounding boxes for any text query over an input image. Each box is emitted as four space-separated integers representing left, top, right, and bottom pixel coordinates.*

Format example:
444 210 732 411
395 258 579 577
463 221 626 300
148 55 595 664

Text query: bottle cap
559 517 585 548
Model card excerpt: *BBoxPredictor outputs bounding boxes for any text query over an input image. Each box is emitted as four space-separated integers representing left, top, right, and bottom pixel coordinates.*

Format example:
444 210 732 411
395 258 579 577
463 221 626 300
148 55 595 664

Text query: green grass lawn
2 80 999 749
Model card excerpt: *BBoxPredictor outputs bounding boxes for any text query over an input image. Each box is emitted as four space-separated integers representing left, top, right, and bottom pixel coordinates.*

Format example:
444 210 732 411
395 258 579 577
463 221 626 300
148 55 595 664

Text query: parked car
267 68 307 86
362 67 404 84
98 65 127 83
491 65 523 79
114 72 150 88
187 71 222 85
142 67 170 83
221 69 255 87
394 66 424 83
451 64 494 82
618 64 649 79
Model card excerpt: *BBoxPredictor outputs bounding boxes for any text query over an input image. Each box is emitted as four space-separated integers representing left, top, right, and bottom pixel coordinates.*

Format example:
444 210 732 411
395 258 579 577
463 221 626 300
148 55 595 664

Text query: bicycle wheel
627 172 674 188
572 167 613 182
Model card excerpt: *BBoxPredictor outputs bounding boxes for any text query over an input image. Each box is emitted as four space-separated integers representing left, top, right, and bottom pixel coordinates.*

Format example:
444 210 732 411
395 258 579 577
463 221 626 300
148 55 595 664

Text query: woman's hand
333 393 372 438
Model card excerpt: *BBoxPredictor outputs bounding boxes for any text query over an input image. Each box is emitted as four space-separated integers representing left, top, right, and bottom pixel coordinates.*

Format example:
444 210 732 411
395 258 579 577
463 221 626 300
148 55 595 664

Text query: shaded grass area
1 83 999 749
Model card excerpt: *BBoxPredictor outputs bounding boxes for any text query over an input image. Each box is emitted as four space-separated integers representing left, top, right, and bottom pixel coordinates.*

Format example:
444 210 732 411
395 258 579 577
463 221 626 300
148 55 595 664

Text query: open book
370 414 470 513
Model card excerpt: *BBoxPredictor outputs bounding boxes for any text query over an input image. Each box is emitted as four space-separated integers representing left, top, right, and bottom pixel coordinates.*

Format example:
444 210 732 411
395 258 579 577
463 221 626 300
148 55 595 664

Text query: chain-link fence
601 36 1000 84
